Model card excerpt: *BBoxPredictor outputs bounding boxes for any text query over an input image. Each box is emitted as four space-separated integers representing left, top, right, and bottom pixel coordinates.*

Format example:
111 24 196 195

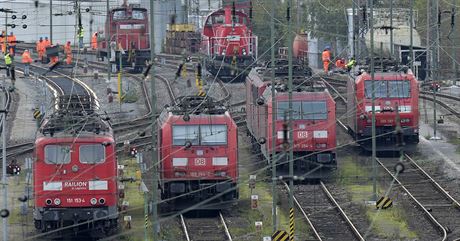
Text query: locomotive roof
248 60 324 92
38 95 111 137
166 96 228 116
39 111 112 137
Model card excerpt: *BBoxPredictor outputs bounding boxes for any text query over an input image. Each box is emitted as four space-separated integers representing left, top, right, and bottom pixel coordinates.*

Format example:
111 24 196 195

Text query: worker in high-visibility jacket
322 46 332 73
78 27 84 48
91 32 98 50
4 52 12 77
0 31 6 54
346 57 356 72
21 49 33 76
36 37 45 61
64 41 72 65
8 32 16 55
44 36 51 48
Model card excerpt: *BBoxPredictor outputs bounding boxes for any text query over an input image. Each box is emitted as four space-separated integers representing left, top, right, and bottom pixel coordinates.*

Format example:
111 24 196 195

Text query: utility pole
106 0 111 84
452 0 458 85
410 0 414 70
1 93 8 241
50 0 53 44
433 0 440 140
356 0 360 62
270 0 277 233
287 0 295 240
370 0 377 201
149 1 159 240
390 0 393 57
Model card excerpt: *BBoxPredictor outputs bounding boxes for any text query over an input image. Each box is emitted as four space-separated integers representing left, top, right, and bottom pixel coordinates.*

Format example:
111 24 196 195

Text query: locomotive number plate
297 131 308 139
194 158 206 166
66 198 86 204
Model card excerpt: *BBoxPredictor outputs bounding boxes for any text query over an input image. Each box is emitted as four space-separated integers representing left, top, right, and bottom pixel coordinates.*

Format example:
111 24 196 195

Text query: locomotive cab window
365 80 410 98
172 125 227 146
201 125 227 145
277 101 327 120
132 10 146 20
79 144 105 164
44 145 71 164
173 125 200 146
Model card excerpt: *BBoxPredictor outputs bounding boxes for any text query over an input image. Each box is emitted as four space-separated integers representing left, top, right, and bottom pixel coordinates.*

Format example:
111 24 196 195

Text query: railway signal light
130 147 138 157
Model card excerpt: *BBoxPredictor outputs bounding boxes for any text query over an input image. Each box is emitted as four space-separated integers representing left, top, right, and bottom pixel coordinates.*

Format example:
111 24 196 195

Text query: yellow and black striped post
181 61 187 78
289 208 294 241
196 63 206 97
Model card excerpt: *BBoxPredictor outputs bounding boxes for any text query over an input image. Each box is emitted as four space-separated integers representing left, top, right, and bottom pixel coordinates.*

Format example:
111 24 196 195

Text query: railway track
283 181 364 241
377 155 460 240
180 212 232 241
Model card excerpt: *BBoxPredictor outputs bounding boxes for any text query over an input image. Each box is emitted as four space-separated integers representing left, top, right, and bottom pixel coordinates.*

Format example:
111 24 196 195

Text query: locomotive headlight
359 114 366 120
54 198 61 205
222 49 226 56
214 171 227 177
242 49 247 55
400 118 410 123
99 198 106 205
174 171 186 177
315 143 327 148
45 199 52 205
90 198 98 205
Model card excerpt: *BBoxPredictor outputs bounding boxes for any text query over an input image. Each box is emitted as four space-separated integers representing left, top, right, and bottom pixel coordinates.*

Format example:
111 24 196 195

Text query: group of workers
0 31 17 55
322 46 356 73
3 28 102 83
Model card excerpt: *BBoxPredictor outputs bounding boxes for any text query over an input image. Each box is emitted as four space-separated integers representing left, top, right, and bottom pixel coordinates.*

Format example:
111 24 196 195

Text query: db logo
297 131 308 139
194 158 206 166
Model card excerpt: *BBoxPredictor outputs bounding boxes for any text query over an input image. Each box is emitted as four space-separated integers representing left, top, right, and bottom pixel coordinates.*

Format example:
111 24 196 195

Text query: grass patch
337 157 418 239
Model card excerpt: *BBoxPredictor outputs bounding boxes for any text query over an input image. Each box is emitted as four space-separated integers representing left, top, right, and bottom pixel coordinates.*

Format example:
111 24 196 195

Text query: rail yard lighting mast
370 0 377 201
271 0 277 232
149 0 159 240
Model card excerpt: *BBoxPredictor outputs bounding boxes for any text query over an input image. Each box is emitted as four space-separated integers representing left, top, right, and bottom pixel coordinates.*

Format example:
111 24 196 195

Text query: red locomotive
346 64 419 151
158 96 238 209
98 0 150 72
33 95 118 237
245 61 336 178
201 4 258 80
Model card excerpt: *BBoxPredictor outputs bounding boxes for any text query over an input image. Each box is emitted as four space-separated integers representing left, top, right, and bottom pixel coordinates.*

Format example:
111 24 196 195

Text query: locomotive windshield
44 145 71 164
277 101 328 120
112 9 146 20
79 144 105 164
365 80 410 98
173 125 227 146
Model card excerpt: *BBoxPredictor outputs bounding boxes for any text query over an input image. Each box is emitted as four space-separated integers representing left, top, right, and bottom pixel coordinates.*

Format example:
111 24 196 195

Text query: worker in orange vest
44 36 51 48
64 41 72 65
36 37 45 61
322 46 332 73
8 32 16 55
0 31 6 54
91 32 98 50
21 49 33 76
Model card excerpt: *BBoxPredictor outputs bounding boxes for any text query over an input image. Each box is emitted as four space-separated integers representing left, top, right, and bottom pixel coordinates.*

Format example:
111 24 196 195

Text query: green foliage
303 0 352 42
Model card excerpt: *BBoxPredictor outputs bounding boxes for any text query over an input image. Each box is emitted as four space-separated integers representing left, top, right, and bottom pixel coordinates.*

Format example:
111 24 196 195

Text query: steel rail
219 212 233 241
376 158 448 241
320 181 365 241
179 214 191 241
282 181 322 241
404 154 460 209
